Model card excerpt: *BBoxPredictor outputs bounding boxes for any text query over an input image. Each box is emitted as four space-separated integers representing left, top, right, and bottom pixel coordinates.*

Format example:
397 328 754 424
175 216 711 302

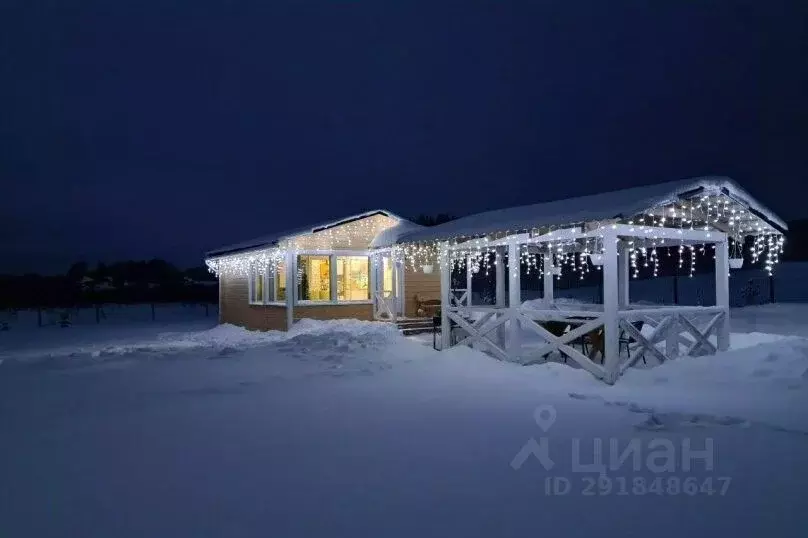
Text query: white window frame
247 264 287 306
295 250 374 306
247 266 267 305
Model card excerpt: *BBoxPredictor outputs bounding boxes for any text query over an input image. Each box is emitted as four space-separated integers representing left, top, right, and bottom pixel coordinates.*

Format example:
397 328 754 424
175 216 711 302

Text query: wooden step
396 317 433 325
396 320 434 329
400 326 435 336
396 319 433 325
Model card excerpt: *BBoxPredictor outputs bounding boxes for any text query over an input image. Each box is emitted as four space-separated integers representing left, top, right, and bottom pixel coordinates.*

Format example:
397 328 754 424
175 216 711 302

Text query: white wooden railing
374 291 397 322
450 288 470 307
443 303 728 380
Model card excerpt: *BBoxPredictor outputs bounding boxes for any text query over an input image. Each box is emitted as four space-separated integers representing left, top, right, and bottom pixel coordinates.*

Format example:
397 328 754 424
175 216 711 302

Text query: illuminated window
249 267 265 304
297 255 331 301
337 256 370 301
275 264 287 301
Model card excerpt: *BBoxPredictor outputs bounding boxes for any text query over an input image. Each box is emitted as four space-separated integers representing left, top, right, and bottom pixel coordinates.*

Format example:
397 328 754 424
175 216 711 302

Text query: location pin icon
533 405 557 432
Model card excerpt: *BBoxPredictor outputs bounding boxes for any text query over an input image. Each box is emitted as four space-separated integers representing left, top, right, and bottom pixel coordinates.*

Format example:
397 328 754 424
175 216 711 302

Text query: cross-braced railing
450 288 470 307
516 309 607 378
444 304 728 381
374 291 397 322
617 306 727 373
437 224 731 385
445 307 510 360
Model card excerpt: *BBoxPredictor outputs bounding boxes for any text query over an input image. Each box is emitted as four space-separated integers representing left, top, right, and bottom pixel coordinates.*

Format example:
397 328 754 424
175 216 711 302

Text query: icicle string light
207 191 785 278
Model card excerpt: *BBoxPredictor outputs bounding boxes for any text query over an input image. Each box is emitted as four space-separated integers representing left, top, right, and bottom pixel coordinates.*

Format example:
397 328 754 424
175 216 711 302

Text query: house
205 210 440 331
206 176 787 383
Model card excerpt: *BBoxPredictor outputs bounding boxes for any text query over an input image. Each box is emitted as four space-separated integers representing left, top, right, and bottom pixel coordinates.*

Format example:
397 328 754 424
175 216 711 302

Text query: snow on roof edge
395 176 787 244
205 209 411 258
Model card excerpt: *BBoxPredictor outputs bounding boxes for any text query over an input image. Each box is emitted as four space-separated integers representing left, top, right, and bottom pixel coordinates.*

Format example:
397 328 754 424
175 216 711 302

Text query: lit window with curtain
337 256 370 301
297 255 331 301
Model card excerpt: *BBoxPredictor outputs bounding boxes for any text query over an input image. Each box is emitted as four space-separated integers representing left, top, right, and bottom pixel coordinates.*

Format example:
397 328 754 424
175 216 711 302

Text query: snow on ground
1 306 808 536
730 302 808 338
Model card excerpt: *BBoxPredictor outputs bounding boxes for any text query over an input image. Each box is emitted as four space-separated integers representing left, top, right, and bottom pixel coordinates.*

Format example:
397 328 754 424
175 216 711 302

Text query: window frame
294 251 374 306
335 255 372 302
247 264 287 306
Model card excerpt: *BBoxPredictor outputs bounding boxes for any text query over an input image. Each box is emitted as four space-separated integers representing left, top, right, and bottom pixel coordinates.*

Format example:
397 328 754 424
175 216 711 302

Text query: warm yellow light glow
337 256 370 301
298 255 330 301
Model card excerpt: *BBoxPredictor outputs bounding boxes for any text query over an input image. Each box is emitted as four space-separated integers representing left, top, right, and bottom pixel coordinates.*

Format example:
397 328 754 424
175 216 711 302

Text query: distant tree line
0 260 217 309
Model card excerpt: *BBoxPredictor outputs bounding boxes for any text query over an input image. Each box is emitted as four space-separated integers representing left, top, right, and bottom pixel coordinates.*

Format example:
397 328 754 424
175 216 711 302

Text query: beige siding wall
403 265 441 317
219 273 373 330
294 304 373 322
220 274 288 330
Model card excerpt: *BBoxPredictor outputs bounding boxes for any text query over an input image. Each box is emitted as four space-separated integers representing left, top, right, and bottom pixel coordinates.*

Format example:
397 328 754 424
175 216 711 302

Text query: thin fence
1 302 218 331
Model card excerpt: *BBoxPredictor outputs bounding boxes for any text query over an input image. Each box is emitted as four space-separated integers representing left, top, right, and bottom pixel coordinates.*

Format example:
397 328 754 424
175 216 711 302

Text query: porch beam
485 233 531 248
610 224 727 244
526 227 586 245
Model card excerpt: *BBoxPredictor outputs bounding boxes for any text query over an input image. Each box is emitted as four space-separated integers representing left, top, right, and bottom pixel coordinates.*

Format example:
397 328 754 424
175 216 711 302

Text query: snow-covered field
1 305 807 537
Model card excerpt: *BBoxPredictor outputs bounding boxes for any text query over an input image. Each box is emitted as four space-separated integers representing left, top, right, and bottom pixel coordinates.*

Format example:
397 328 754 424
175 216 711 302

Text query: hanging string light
207 190 785 281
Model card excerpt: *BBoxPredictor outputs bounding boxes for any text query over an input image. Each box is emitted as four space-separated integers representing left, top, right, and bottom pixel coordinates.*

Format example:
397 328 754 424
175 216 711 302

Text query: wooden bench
415 293 441 317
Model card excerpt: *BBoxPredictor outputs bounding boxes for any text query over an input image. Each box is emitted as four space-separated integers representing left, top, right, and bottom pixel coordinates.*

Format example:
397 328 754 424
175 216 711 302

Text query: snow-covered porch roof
396 176 786 245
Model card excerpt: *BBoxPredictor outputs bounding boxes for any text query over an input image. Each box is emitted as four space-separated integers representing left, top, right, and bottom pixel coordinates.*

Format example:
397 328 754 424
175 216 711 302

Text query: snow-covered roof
369 219 426 248
206 209 412 257
397 176 786 244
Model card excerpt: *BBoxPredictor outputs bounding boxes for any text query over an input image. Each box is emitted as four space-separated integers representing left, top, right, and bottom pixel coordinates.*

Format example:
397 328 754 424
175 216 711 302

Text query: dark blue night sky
2 1 806 273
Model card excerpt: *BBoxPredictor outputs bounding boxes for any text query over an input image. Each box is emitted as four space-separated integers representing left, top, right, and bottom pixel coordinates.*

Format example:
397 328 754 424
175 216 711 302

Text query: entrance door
373 253 402 320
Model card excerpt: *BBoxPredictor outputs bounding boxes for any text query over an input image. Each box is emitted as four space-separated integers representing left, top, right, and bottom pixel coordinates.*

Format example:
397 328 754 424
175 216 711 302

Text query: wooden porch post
495 247 506 307
508 240 521 354
285 248 295 331
543 252 554 303
218 275 223 324
466 255 473 306
390 257 398 324
602 232 620 383
715 237 730 351
618 243 630 308
495 246 507 348
440 243 451 350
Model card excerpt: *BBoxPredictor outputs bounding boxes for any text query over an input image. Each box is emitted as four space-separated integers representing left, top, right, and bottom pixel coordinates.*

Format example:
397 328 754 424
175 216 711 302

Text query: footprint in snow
568 392 600 401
